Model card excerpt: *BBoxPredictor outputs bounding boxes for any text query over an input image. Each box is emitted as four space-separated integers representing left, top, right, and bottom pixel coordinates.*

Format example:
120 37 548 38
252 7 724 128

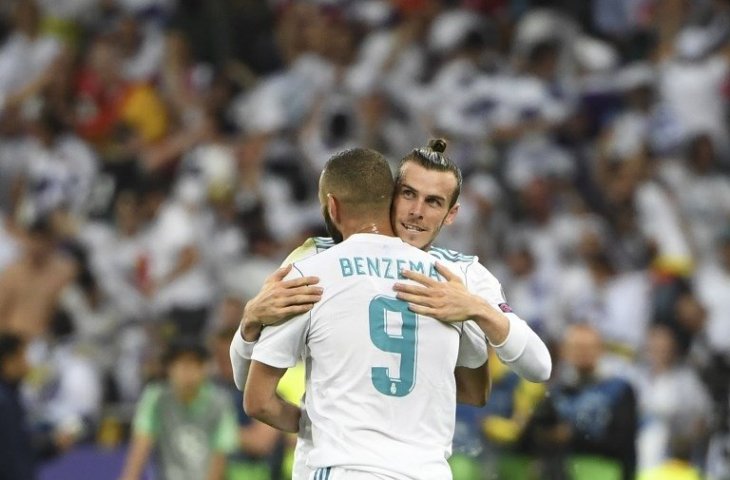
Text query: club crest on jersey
498 303 513 313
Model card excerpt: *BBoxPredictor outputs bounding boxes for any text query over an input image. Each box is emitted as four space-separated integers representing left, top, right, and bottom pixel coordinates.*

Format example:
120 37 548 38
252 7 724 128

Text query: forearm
119 434 153 480
470 299 510 345
230 332 254 391
205 453 227 480
487 314 552 383
455 362 490 407
246 393 301 433
244 361 301 433
239 422 281 457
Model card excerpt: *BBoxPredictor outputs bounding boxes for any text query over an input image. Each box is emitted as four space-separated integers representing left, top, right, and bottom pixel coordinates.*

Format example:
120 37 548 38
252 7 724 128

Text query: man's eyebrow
401 183 447 203
425 194 447 203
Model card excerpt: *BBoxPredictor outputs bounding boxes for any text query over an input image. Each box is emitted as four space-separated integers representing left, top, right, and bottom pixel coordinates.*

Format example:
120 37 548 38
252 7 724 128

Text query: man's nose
409 200 425 218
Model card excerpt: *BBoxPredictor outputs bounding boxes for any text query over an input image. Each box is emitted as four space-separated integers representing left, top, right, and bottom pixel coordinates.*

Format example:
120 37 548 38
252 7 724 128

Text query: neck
341 219 394 240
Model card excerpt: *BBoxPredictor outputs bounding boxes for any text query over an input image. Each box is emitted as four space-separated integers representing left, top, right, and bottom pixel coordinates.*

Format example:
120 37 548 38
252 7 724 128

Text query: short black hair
162 337 209 366
320 148 394 210
396 138 462 207
0 333 24 367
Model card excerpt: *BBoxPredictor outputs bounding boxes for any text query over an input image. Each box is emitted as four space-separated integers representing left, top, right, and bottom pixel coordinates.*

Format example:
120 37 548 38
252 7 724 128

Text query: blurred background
0 0 728 479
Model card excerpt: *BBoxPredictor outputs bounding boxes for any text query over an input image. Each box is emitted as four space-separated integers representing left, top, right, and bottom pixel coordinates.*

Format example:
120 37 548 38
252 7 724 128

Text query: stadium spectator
212 326 283 480
0 0 63 116
636 324 712 471
524 324 637 480
0 332 77 480
0 216 77 339
118 337 238 480
0 0 729 477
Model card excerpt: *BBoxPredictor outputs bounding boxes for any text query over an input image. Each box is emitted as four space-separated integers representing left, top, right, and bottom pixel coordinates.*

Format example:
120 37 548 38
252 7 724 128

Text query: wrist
468 295 489 320
473 301 509 345
241 313 262 342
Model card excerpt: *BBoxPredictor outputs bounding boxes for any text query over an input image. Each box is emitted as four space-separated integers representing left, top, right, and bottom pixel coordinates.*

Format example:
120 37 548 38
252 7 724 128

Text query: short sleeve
456 320 488 368
464 261 507 308
251 313 309 368
132 384 162 437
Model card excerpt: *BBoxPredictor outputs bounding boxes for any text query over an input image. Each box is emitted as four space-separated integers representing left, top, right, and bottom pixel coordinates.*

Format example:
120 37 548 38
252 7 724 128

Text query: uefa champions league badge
498 303 513 313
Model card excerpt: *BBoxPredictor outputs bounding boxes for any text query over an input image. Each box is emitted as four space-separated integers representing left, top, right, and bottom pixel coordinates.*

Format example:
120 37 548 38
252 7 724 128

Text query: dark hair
162 337 209 366
396 138 462 207
320 148 394 210
0 333 24 367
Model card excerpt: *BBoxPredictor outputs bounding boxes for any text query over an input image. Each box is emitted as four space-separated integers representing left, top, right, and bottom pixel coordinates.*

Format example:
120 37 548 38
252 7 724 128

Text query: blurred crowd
0 0 729 478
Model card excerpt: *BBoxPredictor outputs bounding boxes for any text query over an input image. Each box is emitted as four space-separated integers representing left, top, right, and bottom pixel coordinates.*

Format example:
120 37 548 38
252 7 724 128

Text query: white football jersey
252 234 486 479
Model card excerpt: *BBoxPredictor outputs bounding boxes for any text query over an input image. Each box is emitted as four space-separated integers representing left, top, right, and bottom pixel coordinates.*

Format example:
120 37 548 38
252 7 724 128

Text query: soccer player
244 148 489 479
232 140 552 478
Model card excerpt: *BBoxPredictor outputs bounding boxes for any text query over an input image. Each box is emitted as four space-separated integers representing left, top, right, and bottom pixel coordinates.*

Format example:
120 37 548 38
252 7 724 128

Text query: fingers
406 303 436 316
394 291 434 307
281 276 321 289
435 262 461 283
400 269 437 286
268 264 293 282
285 293 322 305
393 282 430 296
281 284 323 297
406 303 460 323
281 304 315 316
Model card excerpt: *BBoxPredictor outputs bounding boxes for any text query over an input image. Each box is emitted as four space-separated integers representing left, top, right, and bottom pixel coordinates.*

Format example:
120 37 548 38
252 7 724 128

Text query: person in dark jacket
0 333 35 479
0 332 77 480
524 324 638 480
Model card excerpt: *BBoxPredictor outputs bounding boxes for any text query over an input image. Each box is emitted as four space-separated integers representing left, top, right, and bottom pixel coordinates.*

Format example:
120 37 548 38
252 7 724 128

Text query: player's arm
454 320 491 406
238 264 322 341
455 364 490 406
244 361 300 433
395 262 551 382
243 278 310 433
230 263 321 391
455 368 489 407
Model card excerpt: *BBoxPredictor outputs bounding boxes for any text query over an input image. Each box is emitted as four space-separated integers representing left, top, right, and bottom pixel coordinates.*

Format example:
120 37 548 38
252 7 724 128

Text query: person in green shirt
118 338 238 480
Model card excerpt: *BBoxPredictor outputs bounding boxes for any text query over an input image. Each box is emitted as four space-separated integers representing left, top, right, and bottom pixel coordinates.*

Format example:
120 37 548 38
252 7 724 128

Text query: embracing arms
394 262 552 383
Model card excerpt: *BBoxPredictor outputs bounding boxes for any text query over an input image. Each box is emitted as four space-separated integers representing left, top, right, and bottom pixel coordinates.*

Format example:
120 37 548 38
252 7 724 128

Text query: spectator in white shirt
637 324 713 470
0 1 62 115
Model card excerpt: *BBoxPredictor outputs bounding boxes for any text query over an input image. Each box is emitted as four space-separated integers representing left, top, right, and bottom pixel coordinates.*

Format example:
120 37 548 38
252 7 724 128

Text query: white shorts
309 467 401 480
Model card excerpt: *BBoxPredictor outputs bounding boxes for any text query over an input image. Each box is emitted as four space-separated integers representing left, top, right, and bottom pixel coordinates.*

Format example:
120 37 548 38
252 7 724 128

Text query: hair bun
428 138 447 153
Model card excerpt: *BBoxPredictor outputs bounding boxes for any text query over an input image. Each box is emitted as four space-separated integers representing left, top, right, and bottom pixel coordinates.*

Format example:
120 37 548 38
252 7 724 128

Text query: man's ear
327 194 339 223
443 202 460 226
